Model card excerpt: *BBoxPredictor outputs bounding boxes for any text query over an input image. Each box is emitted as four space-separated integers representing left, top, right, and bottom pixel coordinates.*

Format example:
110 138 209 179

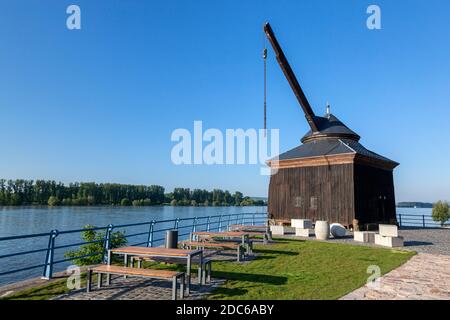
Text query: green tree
64 225 127 265
432 201 449 226
48 196 59 206
121 198 131 206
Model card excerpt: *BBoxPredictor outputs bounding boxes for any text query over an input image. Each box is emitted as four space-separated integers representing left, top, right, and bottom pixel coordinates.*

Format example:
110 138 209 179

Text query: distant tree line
0 179 266 207
397 202 433 208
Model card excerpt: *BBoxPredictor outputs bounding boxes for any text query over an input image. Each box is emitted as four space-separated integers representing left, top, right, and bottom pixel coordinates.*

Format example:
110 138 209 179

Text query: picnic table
191 231 252 255
228 224 272 242
108 246 202 295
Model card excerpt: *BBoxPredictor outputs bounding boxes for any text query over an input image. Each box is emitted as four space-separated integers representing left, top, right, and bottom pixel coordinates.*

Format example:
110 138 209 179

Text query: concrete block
270 225 295 235
379 224 399 237
374 234 404 248
354 231 377 243
291 219 312 229
295 228 313 237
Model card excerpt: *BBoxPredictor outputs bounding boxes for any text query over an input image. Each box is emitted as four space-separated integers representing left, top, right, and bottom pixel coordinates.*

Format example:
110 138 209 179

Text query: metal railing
397 213 448 228
0 212 268 284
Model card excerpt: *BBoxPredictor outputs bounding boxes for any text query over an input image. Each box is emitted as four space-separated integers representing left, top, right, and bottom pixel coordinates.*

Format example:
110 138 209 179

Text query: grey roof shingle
276 138 398 166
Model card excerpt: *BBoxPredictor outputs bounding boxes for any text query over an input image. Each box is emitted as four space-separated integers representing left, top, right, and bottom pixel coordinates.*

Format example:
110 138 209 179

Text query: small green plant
432 201 449 226
64 225 127 265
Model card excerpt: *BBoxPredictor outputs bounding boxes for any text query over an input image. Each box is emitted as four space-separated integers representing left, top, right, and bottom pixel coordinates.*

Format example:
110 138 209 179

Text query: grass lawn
207 239 415 300
1 239 415 300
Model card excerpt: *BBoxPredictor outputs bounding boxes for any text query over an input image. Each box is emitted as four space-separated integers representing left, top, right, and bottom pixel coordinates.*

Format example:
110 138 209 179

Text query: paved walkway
55 275 224 300
286 227 450 255
54 249 244 300
341 253 450 300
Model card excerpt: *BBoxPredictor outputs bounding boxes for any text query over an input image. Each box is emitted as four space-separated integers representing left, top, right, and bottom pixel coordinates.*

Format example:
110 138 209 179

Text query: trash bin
165 230 178 249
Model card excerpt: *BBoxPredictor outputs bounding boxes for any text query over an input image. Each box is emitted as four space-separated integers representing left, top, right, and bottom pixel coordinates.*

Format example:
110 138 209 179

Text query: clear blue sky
0 0 449 202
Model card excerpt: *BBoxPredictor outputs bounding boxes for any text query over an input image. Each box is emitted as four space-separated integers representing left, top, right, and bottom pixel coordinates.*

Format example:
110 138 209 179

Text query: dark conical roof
301 113 360 143
273 113 399 169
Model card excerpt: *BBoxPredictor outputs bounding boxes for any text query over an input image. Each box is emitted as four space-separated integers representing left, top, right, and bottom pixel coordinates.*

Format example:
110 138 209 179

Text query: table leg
98 273 103 288
180 274 185 299
124 254 128 279
186 254 191 295
198 251 203 286
106 250 111 285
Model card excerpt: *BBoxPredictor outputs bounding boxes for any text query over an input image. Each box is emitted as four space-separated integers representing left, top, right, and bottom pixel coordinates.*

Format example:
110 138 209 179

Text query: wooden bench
130 256 213 284
87 265 185 300
181 241 244 262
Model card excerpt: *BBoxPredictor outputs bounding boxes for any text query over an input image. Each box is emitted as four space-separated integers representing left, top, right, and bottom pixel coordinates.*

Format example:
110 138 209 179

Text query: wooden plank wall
268 163 355 226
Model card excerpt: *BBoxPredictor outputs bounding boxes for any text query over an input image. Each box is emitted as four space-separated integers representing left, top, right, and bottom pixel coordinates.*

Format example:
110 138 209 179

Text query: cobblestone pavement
341 253 450 300
55 275 225 300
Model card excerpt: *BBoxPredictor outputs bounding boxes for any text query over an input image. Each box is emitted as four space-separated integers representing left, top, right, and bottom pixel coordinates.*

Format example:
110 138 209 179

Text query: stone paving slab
341 253 450 300
55 275 224 300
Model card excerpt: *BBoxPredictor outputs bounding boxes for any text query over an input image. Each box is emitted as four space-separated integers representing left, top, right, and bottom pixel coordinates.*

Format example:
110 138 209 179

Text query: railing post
147 220 156 247
206 216 211 231
227 215 231 230
423 215 426 228
42 229 59 279
399 214 402 227
252 213 255 226
103 224 114 263
218 216 222 232
174 218 180 230
192 217 198 233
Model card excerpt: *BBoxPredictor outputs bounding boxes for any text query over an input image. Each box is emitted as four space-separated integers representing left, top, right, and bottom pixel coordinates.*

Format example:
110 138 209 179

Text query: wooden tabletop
110 246 199 257
229 224 267 231
192 231 248 237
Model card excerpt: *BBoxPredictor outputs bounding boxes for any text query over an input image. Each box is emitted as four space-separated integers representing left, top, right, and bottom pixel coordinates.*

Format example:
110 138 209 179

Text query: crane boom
263 22 319 132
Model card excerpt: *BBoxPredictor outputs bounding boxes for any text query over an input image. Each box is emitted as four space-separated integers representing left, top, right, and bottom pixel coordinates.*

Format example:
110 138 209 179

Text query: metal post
399 214 402 227
252 213 255 226
192 217 197 233
227 215 231 230
174 218 180 230
147 220 156 247
218 216 222 232
103 224 114 263
206 216 211 232
423 215 426 228
42 229 59 279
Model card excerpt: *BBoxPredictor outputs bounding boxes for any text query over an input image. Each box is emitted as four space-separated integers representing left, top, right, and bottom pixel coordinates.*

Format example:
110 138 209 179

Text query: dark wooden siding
353 164 397 225
268 164 355 226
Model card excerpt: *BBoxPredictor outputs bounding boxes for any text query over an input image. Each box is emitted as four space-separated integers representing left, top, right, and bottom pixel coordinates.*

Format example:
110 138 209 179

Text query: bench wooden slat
91 265 182 278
